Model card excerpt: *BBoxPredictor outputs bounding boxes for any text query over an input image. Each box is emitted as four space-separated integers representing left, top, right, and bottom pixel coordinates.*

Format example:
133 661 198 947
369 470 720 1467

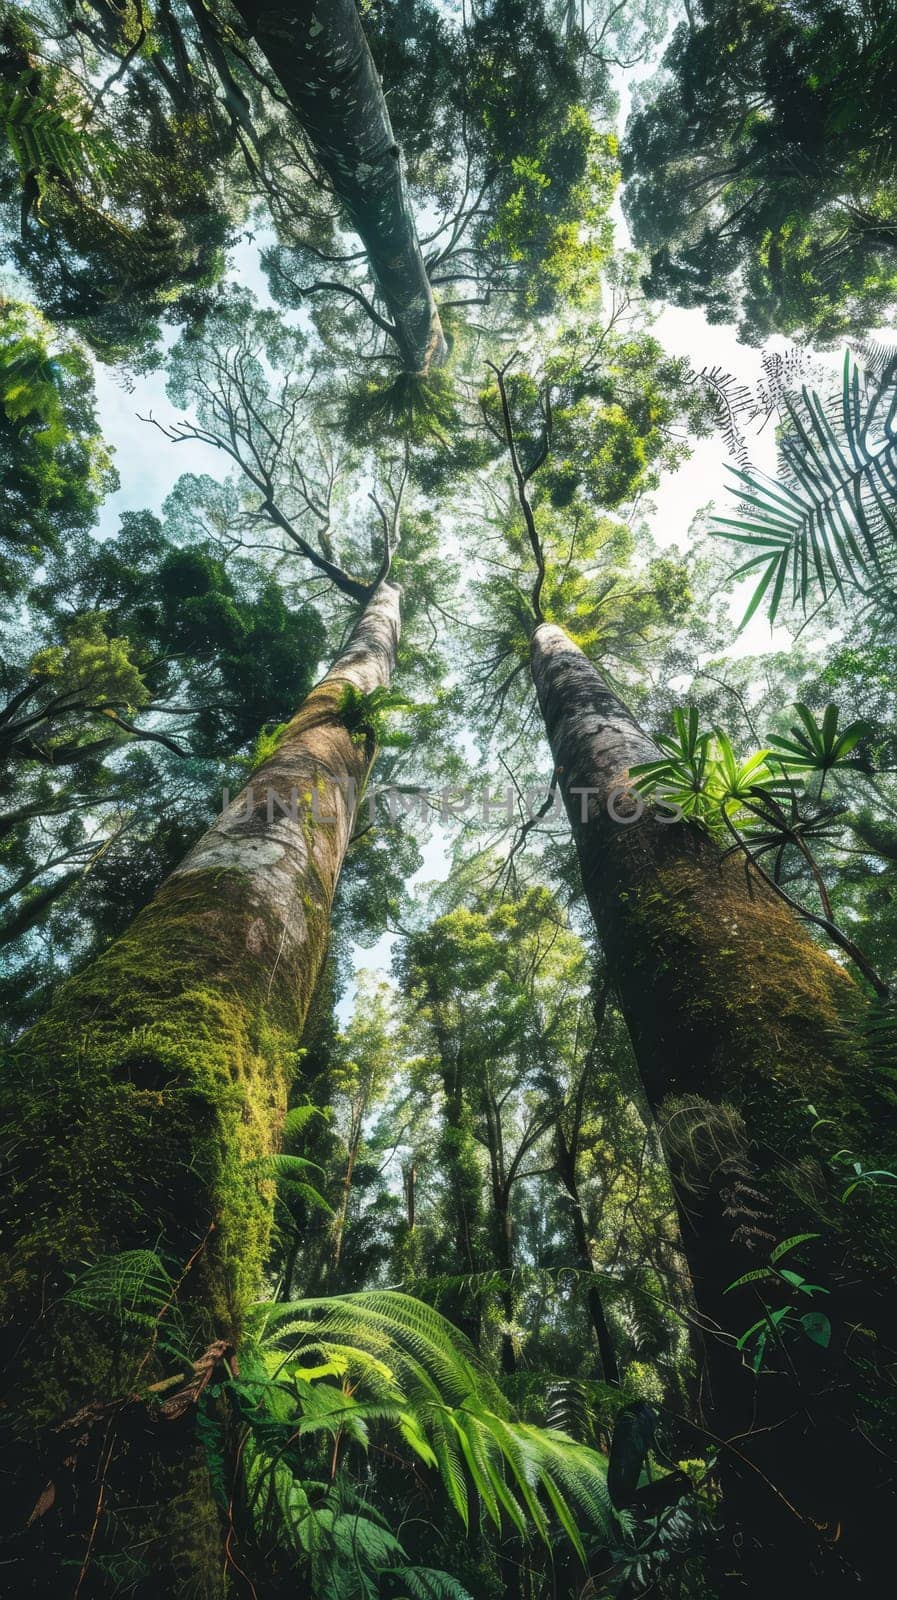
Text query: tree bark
555 1127 620 1386
0 583 400 1594
328 1100 364 1285
530 621 890 1593
231 0 446 374
420 986 484 1348
402 1161 416 1230
483 1088 517 1375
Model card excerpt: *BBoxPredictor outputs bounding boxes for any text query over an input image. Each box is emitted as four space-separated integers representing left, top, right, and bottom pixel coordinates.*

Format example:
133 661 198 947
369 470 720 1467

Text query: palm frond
713 350 897 624
767 703 872 776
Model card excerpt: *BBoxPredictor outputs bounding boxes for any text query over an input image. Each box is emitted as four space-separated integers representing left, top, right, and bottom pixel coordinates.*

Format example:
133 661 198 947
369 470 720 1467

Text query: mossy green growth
336 681 411 745
598 829 897 1291
0 662 378 1588
247 717 290 771
605 834 861 1112
0 867 311 1434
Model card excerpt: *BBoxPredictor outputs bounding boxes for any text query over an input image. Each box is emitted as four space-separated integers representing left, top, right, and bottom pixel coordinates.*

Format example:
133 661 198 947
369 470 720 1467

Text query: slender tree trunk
425 1000 484 1348
232 0 446 374
555 1130 620 1386
441 1066 481 1281
483 1091 517 1374
530 621 890 1593
0 583 400 1594
440 1084 484 1350
402 1161 416 1231
494 1195 517 1377
328 1103 364 1285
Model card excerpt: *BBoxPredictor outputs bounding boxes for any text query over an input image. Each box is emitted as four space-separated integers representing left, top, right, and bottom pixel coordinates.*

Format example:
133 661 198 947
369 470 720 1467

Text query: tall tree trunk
483 1089 517 1375
232 0 446 375
0 583 400 1595
425 996 484 1348
402 1161 416 1231
555 1128 620 1386
438 1083 484 1350
492 1193 517 1377
530 621 890 1593
328 1102 364 1285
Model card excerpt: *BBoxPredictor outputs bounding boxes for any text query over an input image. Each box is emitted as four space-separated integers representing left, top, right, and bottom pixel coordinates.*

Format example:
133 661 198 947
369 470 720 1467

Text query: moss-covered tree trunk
0 583 400 1595
530 621 891 1593
232 0 446 375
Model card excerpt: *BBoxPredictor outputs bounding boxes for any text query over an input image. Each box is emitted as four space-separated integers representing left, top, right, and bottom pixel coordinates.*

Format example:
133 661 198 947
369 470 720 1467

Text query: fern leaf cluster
0 68 111 188
240 1289 615 1566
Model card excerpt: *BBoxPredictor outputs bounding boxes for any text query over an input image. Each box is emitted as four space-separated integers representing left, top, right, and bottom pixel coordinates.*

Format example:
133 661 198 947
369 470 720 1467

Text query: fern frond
263 1290 501 1409
385 1568 475 1600
250 1151 333 1216
545 1377 603 1441
248 1289 615 1553
63 1249 173 1330
282 1103 323 1140
255 1152 322 1177
0 69 111 190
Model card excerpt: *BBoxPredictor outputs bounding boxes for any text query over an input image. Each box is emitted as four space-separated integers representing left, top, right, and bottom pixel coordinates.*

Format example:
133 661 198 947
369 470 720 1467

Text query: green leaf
799 1312 832 1349
735 1317 769 1349
766 1305 792 1327
770 1233 820 1263
712 351 897 624
725 1268 777 1292
777 1269 806 1289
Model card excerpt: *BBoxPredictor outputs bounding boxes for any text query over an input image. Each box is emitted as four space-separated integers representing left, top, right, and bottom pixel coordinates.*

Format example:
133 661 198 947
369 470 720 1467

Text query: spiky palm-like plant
713 347 897 624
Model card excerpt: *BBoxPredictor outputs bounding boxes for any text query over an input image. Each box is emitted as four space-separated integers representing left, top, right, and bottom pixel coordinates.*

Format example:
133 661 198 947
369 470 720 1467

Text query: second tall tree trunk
530 620 889 1594
233 0 446 375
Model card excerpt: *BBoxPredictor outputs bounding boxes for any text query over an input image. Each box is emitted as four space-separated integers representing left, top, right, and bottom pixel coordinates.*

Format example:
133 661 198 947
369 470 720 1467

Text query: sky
92 295 799 607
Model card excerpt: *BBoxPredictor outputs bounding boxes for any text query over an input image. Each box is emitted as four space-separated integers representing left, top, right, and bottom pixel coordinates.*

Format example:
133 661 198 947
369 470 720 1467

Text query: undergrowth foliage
62 1256 617 1597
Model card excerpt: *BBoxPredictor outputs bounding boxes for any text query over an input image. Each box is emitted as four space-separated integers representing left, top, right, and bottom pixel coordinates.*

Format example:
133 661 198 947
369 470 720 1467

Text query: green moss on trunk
531 622 896 1592
0 586 400 1594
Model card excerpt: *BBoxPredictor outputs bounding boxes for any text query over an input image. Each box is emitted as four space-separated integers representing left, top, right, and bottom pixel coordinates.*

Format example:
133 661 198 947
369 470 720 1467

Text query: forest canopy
0 3 895 1598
